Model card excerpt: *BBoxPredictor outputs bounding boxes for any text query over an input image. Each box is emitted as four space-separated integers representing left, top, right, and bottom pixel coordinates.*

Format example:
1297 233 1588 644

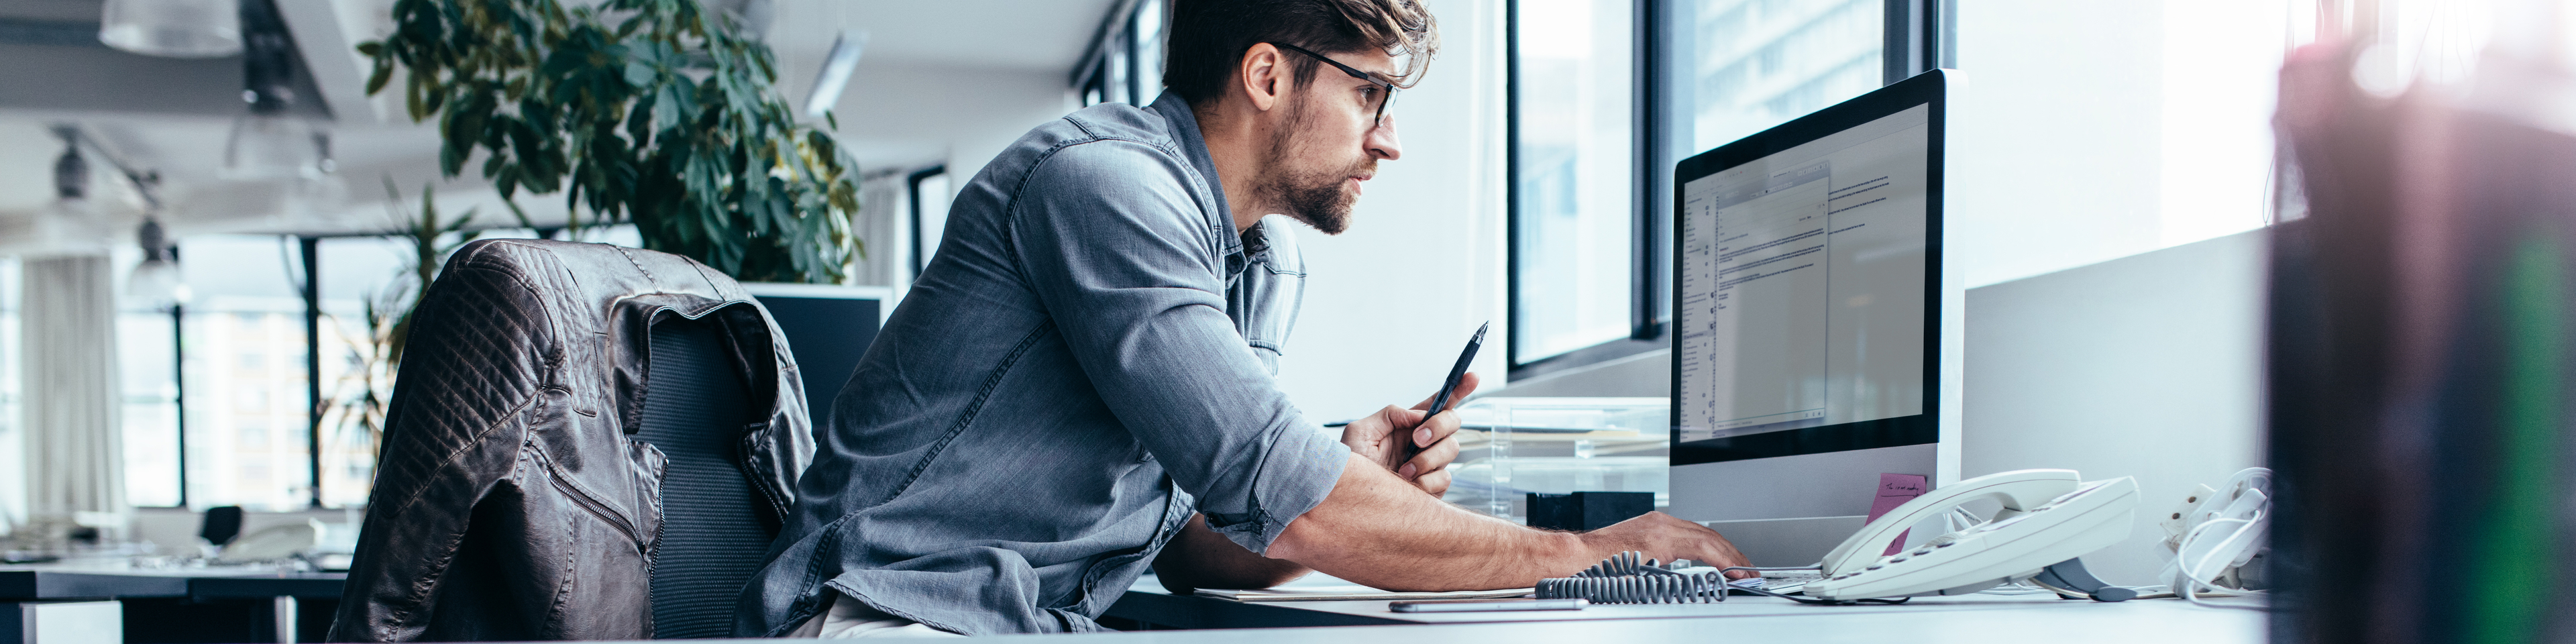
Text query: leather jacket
327 239 813 642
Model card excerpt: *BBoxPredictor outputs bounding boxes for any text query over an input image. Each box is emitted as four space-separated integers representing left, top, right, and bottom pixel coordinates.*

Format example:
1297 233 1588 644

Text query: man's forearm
1266 453 1601 592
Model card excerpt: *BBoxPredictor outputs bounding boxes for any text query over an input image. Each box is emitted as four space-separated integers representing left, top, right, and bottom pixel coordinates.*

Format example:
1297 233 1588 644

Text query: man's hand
1269 453 1763 591
1338 372 1479 496
1574 512 1756 579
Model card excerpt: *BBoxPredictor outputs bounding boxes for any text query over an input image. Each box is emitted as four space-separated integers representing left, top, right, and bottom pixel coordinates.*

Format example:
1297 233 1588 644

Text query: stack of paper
1194 586 1536 602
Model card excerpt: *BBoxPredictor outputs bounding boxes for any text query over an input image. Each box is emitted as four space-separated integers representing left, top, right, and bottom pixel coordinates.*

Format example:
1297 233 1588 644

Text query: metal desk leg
271 596 297 644
2 601 122 644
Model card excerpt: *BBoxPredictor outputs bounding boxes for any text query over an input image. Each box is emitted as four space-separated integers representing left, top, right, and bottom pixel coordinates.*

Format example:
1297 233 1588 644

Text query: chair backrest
201 505 244 547
633 315 774 639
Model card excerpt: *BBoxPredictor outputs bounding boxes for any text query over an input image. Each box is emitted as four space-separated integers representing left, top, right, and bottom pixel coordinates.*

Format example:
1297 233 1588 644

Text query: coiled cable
1536 551 1727 604
1537 571 1729 604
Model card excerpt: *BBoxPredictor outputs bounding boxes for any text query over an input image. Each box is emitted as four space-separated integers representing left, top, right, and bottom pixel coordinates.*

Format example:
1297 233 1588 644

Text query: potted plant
357 0 861 283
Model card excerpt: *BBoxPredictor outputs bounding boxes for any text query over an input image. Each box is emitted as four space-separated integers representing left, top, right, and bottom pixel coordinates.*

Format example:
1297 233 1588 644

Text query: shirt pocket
1228 222 1307 375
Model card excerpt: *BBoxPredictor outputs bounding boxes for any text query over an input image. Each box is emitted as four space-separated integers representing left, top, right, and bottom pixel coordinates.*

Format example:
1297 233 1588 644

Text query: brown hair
1162 0 1440 108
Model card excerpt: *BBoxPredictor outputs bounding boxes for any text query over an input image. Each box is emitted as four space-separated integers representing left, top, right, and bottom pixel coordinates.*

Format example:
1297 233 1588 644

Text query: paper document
1193 586 1536 602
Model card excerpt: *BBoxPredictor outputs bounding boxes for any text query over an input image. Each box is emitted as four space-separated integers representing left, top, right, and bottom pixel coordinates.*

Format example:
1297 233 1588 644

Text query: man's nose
1366 115 1403 161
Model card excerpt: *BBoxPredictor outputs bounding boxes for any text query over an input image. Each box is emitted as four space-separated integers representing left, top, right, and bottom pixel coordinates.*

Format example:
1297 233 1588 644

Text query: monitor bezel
1669 69 1949 466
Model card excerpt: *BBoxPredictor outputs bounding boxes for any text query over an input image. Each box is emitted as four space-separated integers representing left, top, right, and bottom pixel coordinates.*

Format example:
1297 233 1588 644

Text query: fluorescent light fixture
99 0 243 58
804 30 868 119
224 113 330 180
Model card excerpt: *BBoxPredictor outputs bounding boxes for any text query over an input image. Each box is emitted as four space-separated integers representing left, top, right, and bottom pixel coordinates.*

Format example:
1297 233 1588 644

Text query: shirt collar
1148 93 1243 259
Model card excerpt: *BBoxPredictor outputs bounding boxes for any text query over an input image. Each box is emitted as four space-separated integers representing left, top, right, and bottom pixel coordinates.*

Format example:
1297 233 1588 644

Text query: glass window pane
1513 0 1636 364
1672 0 1884 154
119 307 182 507
179 235 312 511
316 236 414 508
915 172 953 270
1134 0 1166 105
1105 32 1132 105
1 258 21 525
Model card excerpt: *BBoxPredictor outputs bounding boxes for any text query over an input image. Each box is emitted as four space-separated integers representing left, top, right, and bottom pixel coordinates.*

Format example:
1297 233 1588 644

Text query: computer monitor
742 283 898 429
1666 70 1962 564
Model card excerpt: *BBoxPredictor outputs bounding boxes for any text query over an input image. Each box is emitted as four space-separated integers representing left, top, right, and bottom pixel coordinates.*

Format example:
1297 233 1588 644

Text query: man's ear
1239 43 1286 113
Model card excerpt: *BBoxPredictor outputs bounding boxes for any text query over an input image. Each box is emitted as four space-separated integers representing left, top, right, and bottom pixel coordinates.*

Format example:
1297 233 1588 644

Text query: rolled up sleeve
1004 140 1347 554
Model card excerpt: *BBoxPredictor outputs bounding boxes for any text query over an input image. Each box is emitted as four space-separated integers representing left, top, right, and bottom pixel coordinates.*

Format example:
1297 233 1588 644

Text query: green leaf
364 60 394 95
364 0 866 283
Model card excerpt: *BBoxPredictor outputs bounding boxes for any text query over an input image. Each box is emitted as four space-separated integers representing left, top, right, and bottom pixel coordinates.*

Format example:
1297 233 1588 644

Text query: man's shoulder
1013 103 1189 167
989 103 1206 205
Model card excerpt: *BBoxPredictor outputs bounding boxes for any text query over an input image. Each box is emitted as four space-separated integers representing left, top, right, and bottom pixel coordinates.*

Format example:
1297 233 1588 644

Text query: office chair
633 316 775 639
200 505 244 549
327 240 812 642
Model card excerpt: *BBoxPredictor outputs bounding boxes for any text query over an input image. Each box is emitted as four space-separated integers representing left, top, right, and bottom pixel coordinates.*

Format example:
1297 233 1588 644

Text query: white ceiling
771 0 1119 72
0 0 1117 246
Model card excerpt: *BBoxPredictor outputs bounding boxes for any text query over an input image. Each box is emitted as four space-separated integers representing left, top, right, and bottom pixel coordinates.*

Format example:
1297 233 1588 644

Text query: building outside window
117 305 182 508
85 227 612 511
1672 0 1885 154
176 235 315 511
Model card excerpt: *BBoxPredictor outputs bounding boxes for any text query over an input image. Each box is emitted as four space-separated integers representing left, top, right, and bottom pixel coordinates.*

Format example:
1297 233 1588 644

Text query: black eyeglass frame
1268 42 1397 126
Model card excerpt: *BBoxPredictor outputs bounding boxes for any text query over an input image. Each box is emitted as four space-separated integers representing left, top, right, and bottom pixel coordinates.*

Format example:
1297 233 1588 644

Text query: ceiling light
126 217 186 309
99 0 243 58
225 113 331 180
224 0 337 203
36 130 111 256
804 30 867 119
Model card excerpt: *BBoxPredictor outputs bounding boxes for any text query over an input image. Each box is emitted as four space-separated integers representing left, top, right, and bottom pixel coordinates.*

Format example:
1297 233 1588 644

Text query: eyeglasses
1269 42 1397 127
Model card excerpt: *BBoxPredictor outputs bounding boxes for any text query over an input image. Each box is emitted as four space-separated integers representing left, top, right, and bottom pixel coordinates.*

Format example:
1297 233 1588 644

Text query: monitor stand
1668 443 1937 566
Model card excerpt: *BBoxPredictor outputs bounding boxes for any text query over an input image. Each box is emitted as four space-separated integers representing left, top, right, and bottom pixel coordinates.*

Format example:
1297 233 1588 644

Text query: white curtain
845 170 913 288
21 255 123 523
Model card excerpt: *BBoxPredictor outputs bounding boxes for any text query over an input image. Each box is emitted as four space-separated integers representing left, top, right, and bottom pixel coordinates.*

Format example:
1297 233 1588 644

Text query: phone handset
1817 469 2081 576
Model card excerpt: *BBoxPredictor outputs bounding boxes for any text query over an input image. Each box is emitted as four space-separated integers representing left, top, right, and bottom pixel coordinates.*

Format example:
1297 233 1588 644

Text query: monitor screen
1672 78 1943 467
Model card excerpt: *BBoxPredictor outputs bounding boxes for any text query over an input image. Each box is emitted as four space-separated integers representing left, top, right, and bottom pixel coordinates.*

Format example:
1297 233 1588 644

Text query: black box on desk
1525 492 1655 531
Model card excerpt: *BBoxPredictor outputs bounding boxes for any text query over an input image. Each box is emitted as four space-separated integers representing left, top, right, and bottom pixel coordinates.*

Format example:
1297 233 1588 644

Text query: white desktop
1666 70 1965 568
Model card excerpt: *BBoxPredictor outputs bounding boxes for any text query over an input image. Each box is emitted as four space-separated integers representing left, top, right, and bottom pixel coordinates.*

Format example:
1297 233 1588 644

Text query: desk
1081 598 2261 644
0 564 346 644
1102 574 2265 642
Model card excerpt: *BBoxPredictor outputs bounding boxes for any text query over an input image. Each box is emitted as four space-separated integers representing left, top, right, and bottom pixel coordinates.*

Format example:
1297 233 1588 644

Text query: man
734 0 1750 637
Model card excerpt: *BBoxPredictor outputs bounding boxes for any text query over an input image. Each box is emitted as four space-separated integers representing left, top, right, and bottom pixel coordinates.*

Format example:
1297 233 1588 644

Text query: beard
1254 97 1375 235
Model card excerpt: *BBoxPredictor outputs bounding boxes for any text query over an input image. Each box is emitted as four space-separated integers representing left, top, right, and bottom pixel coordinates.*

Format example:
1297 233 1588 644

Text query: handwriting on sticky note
1870 473 1929 556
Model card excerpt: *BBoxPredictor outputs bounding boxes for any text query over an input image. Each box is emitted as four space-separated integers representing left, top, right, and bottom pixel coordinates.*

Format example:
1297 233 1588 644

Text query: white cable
2174 515 2267 611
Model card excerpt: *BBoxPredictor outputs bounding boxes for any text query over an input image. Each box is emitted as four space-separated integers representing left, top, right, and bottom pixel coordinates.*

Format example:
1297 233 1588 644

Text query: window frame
1072 0 1166 107
1505 0 1952 382
906 164 949 277
123 303 189 509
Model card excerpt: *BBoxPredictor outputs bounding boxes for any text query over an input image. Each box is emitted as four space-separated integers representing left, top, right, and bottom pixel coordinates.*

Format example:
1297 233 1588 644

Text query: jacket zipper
538 452 644 550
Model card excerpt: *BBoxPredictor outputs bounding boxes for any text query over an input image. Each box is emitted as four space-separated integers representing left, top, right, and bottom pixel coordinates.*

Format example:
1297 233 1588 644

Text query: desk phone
1802 469 2139 600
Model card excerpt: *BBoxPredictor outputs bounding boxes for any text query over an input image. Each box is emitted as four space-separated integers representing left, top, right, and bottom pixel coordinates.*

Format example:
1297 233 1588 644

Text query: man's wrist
1535 529 1601 578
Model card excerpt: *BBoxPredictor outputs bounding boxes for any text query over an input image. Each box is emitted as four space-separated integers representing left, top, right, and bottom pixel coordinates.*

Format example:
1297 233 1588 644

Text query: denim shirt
733 93 1346 637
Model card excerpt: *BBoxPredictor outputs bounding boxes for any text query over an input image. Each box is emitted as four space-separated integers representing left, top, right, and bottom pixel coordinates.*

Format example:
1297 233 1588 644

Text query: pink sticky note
1870 474 1929 556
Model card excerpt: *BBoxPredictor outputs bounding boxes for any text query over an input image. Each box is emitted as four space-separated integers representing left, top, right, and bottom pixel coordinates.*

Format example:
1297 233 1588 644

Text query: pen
1409 322 1488 462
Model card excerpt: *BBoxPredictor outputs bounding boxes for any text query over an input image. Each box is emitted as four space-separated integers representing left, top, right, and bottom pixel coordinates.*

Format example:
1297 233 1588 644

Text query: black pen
1409 322 1488 462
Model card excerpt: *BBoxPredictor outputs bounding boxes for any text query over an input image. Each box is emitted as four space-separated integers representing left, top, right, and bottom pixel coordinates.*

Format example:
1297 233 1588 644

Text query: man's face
1256 49 1405 235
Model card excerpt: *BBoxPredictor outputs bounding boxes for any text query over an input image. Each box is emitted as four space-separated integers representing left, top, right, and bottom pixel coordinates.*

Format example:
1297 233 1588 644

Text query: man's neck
1191 101 1271 233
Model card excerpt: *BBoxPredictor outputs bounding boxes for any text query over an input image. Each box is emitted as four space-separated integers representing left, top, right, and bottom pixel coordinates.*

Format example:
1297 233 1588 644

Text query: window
178 235 315 511
119 303 183 507
1510 0 1639 366
1666 0 1888 152
1508 0 1943 378
1132 0 1167 106
907 167 952 276
82 225 635 511
313 235 416 508
0 258 19 524
1073 0 1169 107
